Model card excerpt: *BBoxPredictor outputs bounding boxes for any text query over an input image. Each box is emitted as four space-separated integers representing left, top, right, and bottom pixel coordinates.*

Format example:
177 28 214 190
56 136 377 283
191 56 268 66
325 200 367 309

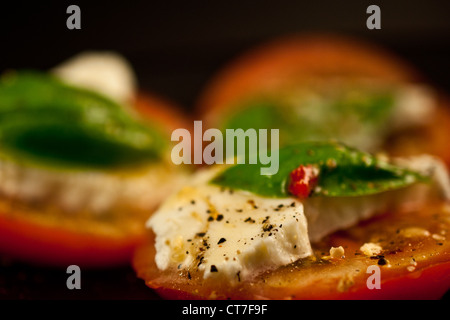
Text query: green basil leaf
211 141 427 198
0 71 167 169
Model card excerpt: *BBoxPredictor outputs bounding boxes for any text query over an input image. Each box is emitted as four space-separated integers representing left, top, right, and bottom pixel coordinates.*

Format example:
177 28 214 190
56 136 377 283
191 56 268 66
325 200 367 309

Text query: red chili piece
288 165 319 199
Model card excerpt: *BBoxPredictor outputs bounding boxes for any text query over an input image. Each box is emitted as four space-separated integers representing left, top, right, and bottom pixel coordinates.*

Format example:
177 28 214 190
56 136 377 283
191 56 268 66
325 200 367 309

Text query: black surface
1 1 450 109
1 0 450 300
0 256 160 300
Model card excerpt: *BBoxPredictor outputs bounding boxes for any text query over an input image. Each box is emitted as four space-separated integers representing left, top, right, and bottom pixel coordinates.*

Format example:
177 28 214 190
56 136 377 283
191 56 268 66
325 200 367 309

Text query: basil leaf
211 141 427 198
0 71 167 169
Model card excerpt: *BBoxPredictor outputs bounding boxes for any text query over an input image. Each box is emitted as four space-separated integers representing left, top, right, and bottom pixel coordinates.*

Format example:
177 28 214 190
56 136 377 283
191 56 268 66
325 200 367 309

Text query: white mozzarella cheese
148 169 312 283
0 158 186 215
52 51 137 105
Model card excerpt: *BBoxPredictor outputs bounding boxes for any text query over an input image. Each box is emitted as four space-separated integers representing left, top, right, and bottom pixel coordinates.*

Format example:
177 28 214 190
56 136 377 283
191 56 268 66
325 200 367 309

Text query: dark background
1 0 450 110
1 0 449 299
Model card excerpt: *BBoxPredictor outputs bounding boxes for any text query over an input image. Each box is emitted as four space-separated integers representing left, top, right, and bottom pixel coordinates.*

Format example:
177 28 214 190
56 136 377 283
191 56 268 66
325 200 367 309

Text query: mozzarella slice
0 158 187 216
148 168 312 283
390 85 436 130
52 51 137 105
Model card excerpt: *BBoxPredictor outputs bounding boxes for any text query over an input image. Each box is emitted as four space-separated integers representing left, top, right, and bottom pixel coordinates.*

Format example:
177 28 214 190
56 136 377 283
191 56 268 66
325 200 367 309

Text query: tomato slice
133 202 450 299
197 34 420 120
196 34 450 165
0 93 187 267
0 211 145 267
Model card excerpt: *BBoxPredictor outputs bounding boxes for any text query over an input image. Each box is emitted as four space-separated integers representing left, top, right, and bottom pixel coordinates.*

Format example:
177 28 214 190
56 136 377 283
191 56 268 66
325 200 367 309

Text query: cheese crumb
329 246 345 259
399 227 430 238
432 233 445 241
407 266 416 272
360 242 383 256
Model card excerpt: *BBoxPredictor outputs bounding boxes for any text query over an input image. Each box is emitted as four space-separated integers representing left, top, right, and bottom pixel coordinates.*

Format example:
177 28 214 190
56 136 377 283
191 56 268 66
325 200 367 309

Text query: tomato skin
0 213 145 268
141 262 450 300
0 93 187 267
141 261 450 300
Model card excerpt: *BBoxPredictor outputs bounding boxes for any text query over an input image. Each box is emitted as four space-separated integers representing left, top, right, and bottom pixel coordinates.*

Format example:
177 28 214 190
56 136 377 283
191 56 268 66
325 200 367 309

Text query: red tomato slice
196 33 450 164
197 33 421 121
133 203 450 299
0 211 145 267
0 93 187 267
